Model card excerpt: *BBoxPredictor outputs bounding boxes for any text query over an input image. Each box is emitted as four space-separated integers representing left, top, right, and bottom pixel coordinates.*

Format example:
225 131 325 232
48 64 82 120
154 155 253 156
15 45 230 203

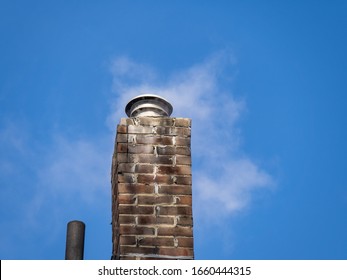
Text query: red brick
119 225 155 235
118 194 136 204
158 247 193 257
158 206 192 216
157 226 193 237
119 215 136 224
118 205 154 215
138 237 174 247
137 195 173 205
159 185 192 195
120 235 136 245
118 183 154 194
177 237 194 248
137 216 175 225
158 165 191 175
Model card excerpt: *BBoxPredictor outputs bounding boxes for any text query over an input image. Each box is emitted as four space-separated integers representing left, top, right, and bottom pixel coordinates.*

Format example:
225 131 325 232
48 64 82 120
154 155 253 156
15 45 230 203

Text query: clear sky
1 0 346 260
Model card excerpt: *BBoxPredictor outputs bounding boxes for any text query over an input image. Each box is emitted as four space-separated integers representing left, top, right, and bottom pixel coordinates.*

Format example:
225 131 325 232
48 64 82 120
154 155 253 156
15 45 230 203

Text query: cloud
110 52 274 220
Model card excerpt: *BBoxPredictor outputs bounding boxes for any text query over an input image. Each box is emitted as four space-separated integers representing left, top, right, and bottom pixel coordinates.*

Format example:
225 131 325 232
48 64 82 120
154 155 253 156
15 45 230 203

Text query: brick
127 125 153 134
130 117 175 127
120 246 159 255
137 195 173 205
138 237 174 247
117 174 137 184
127 144 154 154
120 256 137 260
117 143 128 153
158 206 192 216
137 174 173 184
159 185 192 195
136 154 173 165
118 194 136 204
176 216 193 226
174 118 191 127
177 237 194 248
158 165 191 175
176 155 191 165
117 125 127 133
118 163 154 174
175 147 191 156
159 247 193 257
174 195 192 206
137 216 175 225
134 135 173 145
120 235 136 245
116 153 129 163
116 133 128 143
175 137 191 146
175 176 192 185
118 205 154 215
119 225 155 235
118 183 154 194
156 146 175 155
157 226 193 237
119 215 136 224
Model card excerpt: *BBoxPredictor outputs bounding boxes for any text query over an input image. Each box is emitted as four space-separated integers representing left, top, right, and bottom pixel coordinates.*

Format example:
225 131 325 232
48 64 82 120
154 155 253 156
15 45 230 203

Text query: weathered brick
118 163 154 174
158 206 192 216
116 133 128 143
175 147 191 156
174 118 191 127
127 144 154 154
119 225 155 235
175 176 192 185
131 117 175 127
117 125 127 133
177 237 194 248
174 195 192 206
112 116 193 260
175 137 191 146
137 174 173 184
118 205 154 215
135 135 173 145
136 154 173 165
120 235 136 245
137 216 175 225
137 195 173 205
176 216 193 226
119 215 136 224
118 183 154 194
117 143 128 153
176 155 191 165
158 165 191 175
157 226 193 237
159 185 192 195
120 246 159 255
127 125 153 134
118 194 136 204
117 174 137 184
138 237 174 247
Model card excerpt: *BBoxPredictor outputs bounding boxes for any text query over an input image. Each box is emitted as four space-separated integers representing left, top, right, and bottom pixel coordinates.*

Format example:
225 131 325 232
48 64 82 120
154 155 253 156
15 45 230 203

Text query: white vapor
110 52 274 220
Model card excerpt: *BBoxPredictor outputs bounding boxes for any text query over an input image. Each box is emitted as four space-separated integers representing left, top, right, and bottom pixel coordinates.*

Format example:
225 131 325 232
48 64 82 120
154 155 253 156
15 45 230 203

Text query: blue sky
1 0 346 260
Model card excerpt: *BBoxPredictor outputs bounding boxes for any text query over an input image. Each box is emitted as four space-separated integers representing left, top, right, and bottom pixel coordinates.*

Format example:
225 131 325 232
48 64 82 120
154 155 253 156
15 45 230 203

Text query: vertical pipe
65 220 85 260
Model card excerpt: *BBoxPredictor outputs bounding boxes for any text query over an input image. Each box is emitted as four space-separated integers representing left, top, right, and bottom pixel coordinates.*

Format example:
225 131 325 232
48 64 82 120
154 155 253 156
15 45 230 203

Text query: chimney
111 94 194 260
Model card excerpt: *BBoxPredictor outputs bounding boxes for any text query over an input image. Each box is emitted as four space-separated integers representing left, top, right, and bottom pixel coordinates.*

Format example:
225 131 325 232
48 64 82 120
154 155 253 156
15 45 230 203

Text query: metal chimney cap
125 94 173 117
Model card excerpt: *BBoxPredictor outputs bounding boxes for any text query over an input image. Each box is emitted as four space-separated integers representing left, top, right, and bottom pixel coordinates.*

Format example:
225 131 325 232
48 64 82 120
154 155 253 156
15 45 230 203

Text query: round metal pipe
125 94 173 117
65 220 85 260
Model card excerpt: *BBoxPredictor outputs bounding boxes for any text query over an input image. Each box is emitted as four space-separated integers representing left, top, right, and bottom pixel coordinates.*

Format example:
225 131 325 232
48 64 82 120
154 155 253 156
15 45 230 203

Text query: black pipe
65 220 85 260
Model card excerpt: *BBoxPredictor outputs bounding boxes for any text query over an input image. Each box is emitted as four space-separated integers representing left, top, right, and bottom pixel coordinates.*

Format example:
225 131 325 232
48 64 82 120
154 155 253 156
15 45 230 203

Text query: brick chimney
111 94 194 260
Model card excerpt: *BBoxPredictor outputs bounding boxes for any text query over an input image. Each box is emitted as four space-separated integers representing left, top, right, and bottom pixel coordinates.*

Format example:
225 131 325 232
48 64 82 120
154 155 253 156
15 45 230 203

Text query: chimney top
125 94 173 117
